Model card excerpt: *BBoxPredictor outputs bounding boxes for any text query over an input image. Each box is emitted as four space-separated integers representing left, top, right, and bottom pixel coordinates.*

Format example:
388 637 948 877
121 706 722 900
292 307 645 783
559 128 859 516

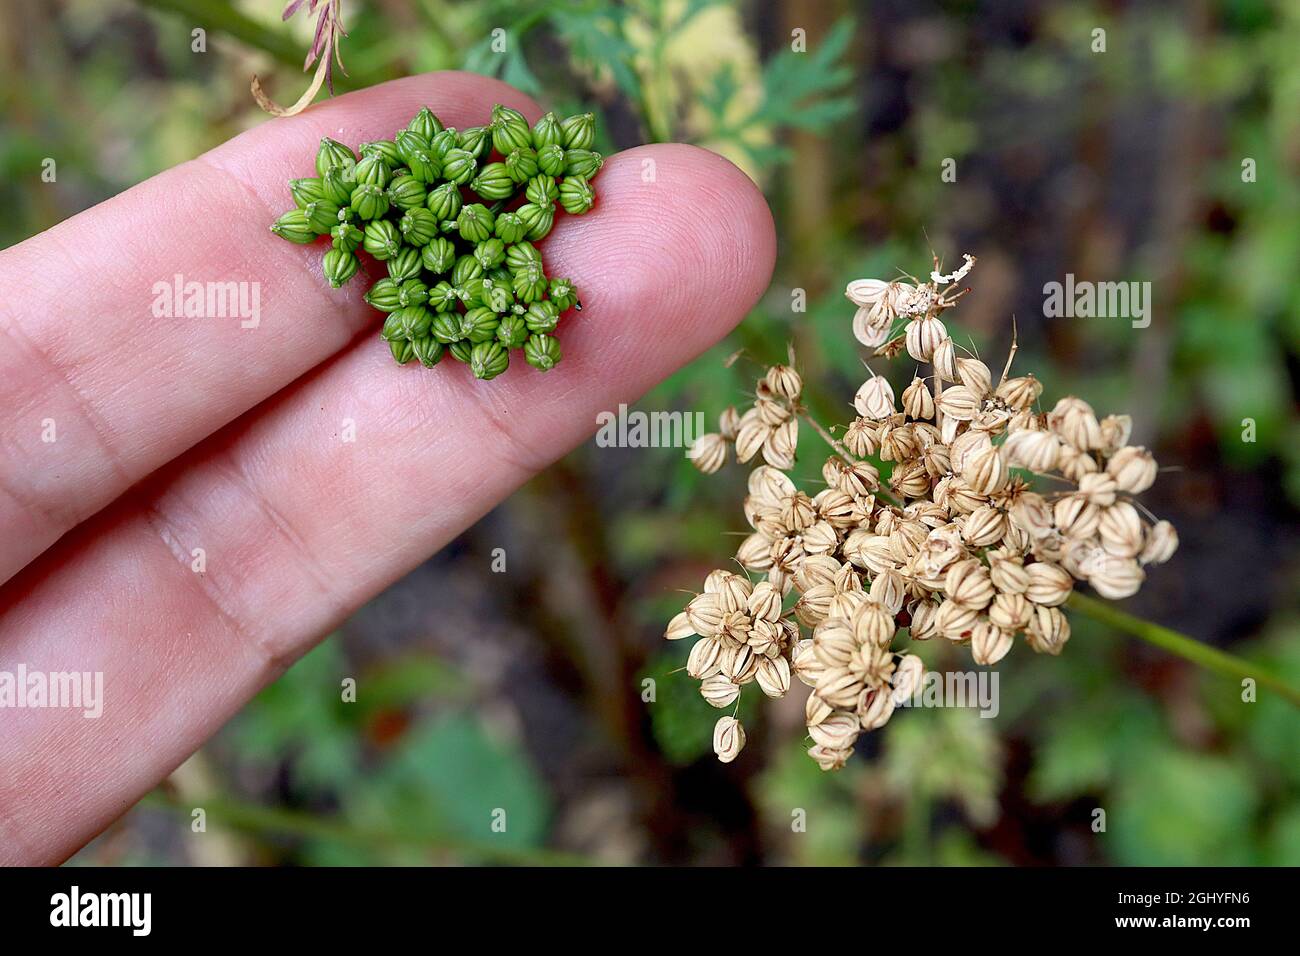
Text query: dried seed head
718 405 741 441
932 337 960 383
713 716 746 763
755 656 792 698
700 674 741 708
844 417 880 457
855 375 896 420
1087 556 1145 600
971 621 1013 665
988 591 1032 631
1004 429 1062 473
891 653 925 701
845 278 890 308
858 686 896 730
808 711 861 751
906 316 948 362
1025 561 1073 606
763 420 799 470
1026 605 1071 655
688 433 728 474
996 374 1042 410
735 417 770 464
937 384 981 421
956 357 993 398
687 637 722 679
765 364 803 402
1107 445 1158 493
1048 396 1104 451
1099 501 1144 558
808 743 854 771
945 559 996 609
962 446 1009 495
805 692 833 727
1140 520 1179 565
664 611 695 641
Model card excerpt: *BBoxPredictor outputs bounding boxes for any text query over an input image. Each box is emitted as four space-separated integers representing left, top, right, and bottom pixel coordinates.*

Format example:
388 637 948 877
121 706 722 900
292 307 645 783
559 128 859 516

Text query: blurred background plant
4 0 1297 866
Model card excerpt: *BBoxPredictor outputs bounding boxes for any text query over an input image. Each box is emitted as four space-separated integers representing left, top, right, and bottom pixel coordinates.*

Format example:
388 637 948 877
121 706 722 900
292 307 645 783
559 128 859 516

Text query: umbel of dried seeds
271 104 602 380
670 254 1180 769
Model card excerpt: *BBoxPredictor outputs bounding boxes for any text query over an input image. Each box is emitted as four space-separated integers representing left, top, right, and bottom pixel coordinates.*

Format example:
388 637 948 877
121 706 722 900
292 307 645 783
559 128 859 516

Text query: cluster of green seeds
270 104 602 379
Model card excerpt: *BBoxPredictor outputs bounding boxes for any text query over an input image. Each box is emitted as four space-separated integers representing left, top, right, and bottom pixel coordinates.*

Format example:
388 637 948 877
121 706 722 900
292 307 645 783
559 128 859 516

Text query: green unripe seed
559 175 595 215
512 263 548 303
471 162 516 201
549 277 580 312
350 183 390 221
303 199 343 234
461 306 501 343
505 241 542 273
448 340 474 364
457 125 492 159
389 337 415 365
524 299 560 334
362 220 401 260
524 333 562 371
516 202 555 241
271 208 316 243
411 334 444 368
470 341 510 380
354 154 391 189
441 148 477 185
387 174 427 211
425 181 463 222
505 146 539 183
523 334 562 371
387 245 423 282
290 177 326 208
473 238 507 272
331 222 364 253
316 136 357 176
525 174 559 206
536 143 567 177
452 254 484 285
494 212 527 244
496 314 530 348
360 139 402 168
531 112 564 151
564 149 604 178
559 112 596 150
431 311 462 344
321 165 358 205
323 248 360 288
429 281 462 314
399 208 440 247
456 203 495 243
408 106 445 141
421 236 457 275
397 305 433 339
366 278 403 312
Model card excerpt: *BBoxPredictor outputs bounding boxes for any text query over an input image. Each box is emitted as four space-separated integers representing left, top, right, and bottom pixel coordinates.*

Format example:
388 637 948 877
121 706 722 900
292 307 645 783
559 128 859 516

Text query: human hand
0 72 775 865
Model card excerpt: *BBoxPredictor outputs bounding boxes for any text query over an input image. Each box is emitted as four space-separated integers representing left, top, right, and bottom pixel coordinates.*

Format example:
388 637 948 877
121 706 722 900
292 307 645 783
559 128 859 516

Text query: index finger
0 71 541 586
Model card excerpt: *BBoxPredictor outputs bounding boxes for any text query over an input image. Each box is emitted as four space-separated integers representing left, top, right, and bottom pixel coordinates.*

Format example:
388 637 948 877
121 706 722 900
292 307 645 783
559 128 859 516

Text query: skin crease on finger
0 73 542 589
0 135 776 862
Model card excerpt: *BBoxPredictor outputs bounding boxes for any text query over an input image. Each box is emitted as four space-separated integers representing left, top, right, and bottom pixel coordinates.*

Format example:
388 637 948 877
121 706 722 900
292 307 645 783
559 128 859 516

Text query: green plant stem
140 791 593 866
1067 592 1300 707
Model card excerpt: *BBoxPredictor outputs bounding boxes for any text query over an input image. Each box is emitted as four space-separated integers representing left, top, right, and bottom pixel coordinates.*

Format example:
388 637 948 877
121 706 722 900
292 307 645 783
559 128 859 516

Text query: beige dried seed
713 716 746 763
688 433 728 474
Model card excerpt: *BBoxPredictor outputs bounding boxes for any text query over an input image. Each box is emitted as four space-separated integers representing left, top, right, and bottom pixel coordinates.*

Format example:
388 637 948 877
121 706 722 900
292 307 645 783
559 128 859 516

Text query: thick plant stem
1067 592 1300 708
